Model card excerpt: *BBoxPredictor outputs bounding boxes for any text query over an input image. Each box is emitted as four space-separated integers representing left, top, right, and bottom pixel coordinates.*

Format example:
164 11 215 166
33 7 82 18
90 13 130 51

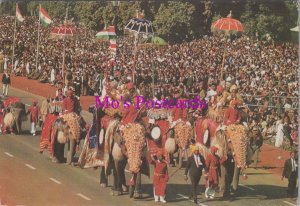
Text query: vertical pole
35 4 41 71
12 4 17 73
62 6 68 90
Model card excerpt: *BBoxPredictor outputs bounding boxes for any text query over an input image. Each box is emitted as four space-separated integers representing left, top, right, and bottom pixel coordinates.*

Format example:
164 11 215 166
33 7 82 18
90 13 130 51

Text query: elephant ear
165 138 176 154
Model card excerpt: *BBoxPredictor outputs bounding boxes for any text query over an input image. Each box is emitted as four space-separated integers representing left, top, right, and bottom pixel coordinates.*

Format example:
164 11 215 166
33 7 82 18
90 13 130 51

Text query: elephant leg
169 154 175 167
53 138 65 163
219 164 226 192
116 159 127 193
67 139 77 165
178 149 183 168
134 172 142 199
100 166 108 187
129 174 135 198
232 166 241 193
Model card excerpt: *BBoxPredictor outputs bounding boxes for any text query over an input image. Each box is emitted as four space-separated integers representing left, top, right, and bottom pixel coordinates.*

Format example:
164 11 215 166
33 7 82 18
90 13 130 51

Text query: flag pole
12 4 17 73
35 4 41 71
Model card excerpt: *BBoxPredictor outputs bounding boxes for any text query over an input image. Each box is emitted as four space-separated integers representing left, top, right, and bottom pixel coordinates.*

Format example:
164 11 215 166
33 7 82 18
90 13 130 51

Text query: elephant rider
226 84 243 106
170 91 188 124
62 89 81 115
27 99 40 136
224 99 241 126
150 150 169 203
205 146 220 198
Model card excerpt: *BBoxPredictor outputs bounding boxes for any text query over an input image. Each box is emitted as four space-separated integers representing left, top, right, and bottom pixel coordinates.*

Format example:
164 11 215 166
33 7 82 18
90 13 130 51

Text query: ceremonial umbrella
95 26 116 41
124 11 154 95
211 11 244 33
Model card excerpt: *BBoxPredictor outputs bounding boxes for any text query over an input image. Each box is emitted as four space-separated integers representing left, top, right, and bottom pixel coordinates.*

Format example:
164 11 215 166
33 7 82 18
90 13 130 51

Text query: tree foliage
0 0 297 42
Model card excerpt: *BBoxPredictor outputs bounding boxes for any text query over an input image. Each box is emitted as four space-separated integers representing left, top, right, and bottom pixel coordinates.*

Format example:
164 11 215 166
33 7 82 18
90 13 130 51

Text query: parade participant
205 146 220 198
27 99 40 136
224 99 241 126
151 151 169 203
40 97 50 123
282 151 298 198
2 71 10 97
220 148 235 199
62 89 80 114
184 146 206 204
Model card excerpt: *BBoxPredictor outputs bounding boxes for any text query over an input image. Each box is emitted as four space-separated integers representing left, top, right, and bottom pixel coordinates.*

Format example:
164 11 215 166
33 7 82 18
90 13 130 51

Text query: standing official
2 71 10 97
184 146 206 204
282 151 298 198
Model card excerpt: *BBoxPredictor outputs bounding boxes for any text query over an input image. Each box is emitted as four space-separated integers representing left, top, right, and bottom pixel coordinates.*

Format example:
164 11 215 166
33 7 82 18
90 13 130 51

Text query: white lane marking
4 152 14 157
25 164 36 170
177 194 207 206
283 201 297 206
77 193 91 201
239 184 255 191
49 178 61 185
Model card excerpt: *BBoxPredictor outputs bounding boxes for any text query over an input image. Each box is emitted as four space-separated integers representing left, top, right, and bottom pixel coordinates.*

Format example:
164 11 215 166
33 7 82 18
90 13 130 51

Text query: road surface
0 86 298 206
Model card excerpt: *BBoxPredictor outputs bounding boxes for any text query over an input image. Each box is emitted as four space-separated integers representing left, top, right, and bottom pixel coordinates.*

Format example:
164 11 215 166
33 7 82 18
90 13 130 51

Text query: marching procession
0 1 299 205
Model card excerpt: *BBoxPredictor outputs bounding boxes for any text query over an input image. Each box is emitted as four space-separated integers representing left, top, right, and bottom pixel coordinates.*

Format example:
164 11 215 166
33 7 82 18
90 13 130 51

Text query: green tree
153 2 196 43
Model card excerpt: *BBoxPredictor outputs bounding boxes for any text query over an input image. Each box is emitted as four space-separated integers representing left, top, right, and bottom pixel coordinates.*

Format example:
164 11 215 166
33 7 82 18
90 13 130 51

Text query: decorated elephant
79 106 149 198
51 112 87 164
196 123 263 196
3 101 27 134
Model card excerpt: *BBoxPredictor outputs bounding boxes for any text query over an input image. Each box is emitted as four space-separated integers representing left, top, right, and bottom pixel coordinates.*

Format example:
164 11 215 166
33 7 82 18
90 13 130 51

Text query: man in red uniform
224 99 241 126
205 146 220 198
62 89 80 114
27 99 40 136
151 150 169 203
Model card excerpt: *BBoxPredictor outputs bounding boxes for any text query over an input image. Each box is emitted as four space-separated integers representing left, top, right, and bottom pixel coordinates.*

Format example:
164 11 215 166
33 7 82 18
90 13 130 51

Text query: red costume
122 104 139 125
62 97 75 114
39 113 58 153
172 99 188 122
152 153 169 196
205 146 220 188
224 106 241 126
28 105 39 123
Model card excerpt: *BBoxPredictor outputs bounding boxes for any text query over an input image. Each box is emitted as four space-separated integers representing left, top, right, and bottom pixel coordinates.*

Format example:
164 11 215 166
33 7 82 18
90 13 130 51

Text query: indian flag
110 39 117 52
39 6 52 26
16 3 24 22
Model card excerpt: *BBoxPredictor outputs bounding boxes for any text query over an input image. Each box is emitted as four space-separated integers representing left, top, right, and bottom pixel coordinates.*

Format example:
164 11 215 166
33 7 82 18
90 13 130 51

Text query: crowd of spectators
0 16 298 148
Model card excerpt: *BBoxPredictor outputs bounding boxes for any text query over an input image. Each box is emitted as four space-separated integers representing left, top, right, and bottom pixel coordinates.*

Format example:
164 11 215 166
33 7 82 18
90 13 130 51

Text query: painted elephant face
121 123 146 173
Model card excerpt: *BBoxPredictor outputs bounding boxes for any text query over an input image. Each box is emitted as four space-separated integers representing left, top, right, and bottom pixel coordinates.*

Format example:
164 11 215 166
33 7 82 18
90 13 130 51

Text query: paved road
0 86 298 206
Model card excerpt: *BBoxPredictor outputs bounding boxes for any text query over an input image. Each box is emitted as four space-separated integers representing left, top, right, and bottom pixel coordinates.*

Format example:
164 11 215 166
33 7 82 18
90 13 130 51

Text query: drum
203 129 209 145
99 128 105 145
151 126 161 142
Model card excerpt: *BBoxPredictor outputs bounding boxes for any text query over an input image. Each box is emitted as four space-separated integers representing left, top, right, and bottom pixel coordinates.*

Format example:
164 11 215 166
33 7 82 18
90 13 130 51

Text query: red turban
127 82 134 90
211 146 218 153
216 85 224 93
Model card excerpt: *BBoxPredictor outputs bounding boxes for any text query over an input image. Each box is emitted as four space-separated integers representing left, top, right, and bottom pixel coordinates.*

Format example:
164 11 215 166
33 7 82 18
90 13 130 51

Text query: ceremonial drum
151 126 161 142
